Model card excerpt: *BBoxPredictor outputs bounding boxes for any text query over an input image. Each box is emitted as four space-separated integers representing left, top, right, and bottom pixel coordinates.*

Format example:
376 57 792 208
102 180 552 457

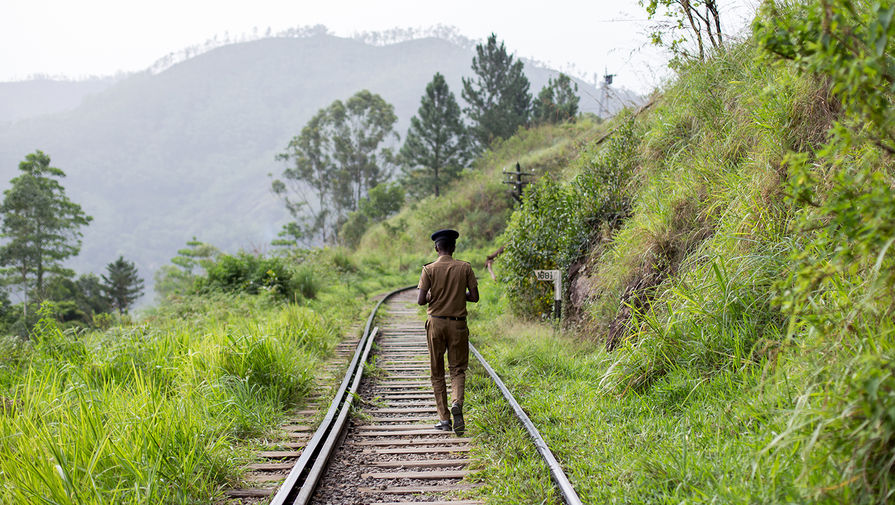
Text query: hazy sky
1 0 759 93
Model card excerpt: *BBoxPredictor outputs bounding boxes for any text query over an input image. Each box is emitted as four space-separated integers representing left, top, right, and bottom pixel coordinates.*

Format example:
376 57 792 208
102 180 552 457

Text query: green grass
0 231 434 504
4 10 893 503
462 276 891 504
0 288 349 503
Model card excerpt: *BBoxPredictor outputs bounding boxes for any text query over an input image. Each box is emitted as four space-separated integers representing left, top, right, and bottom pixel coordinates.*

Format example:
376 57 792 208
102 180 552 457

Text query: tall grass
466 275 853 504
0 294 338 504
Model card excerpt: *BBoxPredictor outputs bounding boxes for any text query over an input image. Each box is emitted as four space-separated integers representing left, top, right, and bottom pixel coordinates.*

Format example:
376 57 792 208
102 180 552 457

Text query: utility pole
599 68 616 119
502 162 532 204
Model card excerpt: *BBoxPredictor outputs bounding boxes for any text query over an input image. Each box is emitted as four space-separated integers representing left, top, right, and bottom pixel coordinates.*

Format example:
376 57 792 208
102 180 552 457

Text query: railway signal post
534 269 561 319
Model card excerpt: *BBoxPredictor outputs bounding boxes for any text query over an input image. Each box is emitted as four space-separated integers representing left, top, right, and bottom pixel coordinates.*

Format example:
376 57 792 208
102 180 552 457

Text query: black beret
430 229 459 242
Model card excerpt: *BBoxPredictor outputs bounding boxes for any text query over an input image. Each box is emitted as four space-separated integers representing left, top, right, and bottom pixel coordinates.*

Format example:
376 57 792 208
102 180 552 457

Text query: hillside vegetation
356 2 894 503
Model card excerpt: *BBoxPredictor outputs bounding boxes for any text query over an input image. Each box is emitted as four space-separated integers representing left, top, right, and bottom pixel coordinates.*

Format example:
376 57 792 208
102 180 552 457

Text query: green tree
641 0 724 63
102 256 145 314
340 182 405 249
359 182 405 221
0 151 93 319
271 222 305 248
171 238 219 275
75 274 112 316
0 288 15 333
154 237 219 298
273 109 336 244
462 33 532 149
401 72 469 198
330 90 399 213
44 273 112 324
275 90 398 243
532 73 580 125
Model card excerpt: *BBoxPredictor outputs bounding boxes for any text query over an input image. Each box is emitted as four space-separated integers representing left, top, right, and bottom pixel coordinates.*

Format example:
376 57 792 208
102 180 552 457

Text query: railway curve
231 287 583 505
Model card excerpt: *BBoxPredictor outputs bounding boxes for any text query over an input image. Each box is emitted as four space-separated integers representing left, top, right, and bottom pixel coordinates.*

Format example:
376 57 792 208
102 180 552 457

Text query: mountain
0 77 117 124
0 34 643 297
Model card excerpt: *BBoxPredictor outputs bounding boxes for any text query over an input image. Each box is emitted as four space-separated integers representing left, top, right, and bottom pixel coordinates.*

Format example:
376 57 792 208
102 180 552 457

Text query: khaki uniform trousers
425 316 469 421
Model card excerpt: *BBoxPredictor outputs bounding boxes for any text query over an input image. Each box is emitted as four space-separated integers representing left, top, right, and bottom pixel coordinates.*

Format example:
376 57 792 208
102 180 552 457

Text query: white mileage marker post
534 269 561 319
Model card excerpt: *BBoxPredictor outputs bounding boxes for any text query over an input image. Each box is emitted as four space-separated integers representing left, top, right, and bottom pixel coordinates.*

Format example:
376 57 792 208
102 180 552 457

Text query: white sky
1 0 760 93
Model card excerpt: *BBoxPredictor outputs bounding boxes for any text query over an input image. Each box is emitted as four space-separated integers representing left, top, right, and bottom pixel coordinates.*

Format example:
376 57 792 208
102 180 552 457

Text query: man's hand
417 288 429 306
466 286 479 303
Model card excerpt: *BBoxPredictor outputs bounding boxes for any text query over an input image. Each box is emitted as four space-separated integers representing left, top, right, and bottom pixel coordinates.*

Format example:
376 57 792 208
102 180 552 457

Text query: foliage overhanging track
270 286 583 505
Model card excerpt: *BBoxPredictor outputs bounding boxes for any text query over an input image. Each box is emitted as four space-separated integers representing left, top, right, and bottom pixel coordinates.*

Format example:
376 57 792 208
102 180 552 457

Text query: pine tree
532 73 580 125
102 256 145 314
0 151 93 318
154 237 219 298
461 34 532 149
401 73 469 198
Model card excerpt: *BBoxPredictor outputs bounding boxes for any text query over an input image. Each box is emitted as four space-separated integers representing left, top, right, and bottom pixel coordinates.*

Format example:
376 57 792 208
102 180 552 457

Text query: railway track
225 336 361 502
229 287 583 505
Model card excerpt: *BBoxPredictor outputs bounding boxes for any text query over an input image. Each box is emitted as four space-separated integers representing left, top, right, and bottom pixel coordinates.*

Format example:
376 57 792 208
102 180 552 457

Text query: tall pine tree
102 256 144 314
401 73 469 198
462 34 532 149
0 151 92 318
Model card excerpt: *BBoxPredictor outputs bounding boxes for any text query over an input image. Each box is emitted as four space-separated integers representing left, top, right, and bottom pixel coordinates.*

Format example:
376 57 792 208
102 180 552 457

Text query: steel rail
470 343 585 505
269 285 415 505
270 283 583 505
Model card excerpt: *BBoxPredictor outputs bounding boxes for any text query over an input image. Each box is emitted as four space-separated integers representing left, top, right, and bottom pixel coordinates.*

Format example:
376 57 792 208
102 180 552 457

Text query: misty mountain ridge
0 76 118 124
0 32 644 300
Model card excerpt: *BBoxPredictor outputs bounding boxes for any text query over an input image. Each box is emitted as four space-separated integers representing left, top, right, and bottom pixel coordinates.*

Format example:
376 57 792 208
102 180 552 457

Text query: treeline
271 33 582 247
0 151 144 335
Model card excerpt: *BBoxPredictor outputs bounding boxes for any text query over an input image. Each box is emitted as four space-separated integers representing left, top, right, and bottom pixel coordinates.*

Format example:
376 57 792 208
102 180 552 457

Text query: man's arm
466 264 479 303
417 266 430 306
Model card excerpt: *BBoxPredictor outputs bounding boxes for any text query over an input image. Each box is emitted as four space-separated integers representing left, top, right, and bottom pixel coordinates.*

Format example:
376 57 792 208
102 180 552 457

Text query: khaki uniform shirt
418 255 477 317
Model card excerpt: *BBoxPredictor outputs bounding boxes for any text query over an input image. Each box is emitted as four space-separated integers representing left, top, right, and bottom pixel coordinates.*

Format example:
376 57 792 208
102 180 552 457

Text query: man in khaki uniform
417 229 479 435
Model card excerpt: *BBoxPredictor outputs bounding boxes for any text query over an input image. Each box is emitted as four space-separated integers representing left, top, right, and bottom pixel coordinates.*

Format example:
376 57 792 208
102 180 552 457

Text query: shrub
198 253 301 300
754 2 895 499
500 118 639 316
331 249 357 272
291 264 319 300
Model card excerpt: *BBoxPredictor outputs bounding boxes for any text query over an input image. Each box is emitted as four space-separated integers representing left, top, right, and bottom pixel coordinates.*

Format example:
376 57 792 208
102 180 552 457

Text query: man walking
417 229 479 435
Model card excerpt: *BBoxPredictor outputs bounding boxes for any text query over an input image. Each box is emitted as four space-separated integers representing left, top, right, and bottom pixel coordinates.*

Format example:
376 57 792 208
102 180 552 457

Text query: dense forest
1 0 893 503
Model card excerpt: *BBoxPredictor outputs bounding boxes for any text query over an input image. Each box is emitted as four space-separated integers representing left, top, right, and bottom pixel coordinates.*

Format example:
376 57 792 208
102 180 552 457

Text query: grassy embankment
359 17 892 505
0 250 411 504
356 118 605 269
